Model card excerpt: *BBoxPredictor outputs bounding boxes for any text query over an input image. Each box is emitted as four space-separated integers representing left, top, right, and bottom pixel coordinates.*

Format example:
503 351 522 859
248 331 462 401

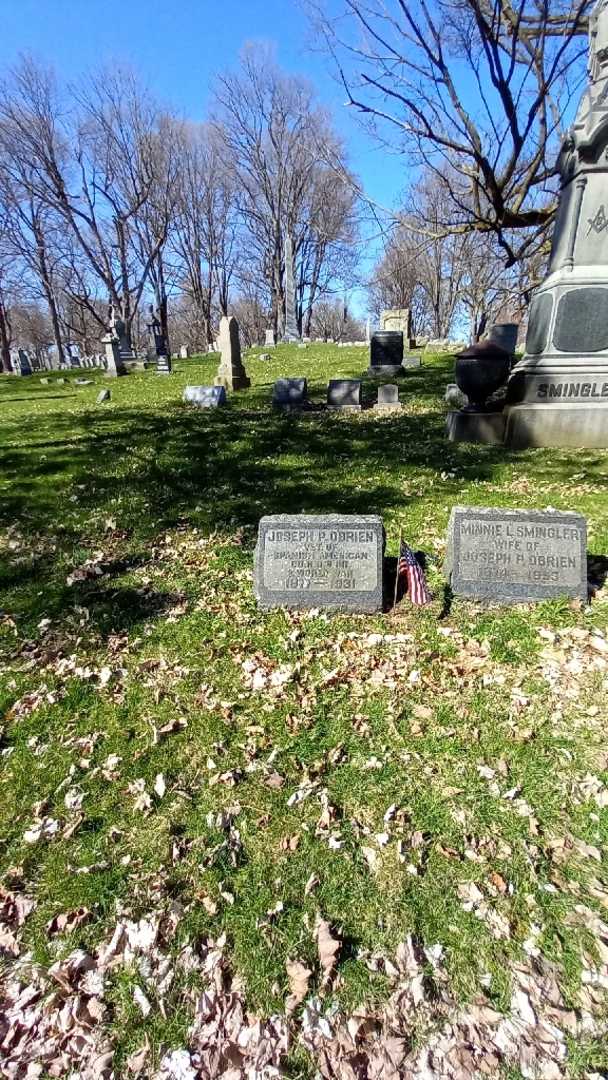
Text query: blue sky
0 0 401 316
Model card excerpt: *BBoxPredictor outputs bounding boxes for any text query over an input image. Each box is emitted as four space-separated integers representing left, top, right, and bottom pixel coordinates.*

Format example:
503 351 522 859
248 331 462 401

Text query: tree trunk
0 294 12 373
34 225 66 367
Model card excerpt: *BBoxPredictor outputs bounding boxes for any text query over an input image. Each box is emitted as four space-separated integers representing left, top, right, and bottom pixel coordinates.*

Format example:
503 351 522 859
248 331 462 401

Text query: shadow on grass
1 364 605 635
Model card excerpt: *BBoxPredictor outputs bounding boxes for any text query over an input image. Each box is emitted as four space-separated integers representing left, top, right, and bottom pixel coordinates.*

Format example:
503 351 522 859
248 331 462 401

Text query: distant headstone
259 353 271 361
96 389 111 404
179 345 189 359
254 514 384 612
56 378 66 384
40 377 50 385
368 332 404 377
374 383 402 413
215 316 250 390
265 329 276 346
74 378 93 385
102 334 127 377
183 385 227 408
272 377 308 410
445 507 587 603
487 323 519 354
18 349 33 376
156 354 172 375
327 379 362 412
380 308 411 335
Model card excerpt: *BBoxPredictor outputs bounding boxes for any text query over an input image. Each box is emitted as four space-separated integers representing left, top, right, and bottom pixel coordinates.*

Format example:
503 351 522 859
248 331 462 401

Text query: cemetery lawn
2 345 608 1077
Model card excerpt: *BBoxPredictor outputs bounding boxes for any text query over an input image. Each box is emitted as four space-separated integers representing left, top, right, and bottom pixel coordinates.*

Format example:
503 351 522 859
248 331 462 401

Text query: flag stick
393 527 402 612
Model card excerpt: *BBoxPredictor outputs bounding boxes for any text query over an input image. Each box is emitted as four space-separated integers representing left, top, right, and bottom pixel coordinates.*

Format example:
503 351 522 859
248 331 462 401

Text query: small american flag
397 540 432 606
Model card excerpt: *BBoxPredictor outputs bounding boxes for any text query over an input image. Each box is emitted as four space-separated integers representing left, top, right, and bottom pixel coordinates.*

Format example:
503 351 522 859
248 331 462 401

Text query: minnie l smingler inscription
445 507 587 603
254 515 384 612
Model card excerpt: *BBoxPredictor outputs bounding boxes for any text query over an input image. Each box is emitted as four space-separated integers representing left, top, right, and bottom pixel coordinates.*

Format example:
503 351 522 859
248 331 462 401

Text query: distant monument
504 0 608 447
215 316 250 390
109 301 137 366
448 1 608 449
282 234 300 342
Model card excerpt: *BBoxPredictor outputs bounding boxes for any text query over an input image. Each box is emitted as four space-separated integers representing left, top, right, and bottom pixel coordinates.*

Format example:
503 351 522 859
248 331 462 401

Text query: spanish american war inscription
445 507 587 602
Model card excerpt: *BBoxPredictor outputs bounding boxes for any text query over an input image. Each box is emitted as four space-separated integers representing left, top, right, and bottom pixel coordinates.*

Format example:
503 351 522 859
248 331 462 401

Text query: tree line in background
0 2 594 370
0 46 360 372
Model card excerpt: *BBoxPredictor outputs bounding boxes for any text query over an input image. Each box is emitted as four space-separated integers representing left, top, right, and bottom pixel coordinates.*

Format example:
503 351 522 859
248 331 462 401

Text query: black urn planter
454 341 511 412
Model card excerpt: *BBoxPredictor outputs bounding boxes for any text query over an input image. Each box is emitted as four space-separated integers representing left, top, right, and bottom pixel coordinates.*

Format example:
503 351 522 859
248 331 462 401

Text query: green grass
2 344 608 1071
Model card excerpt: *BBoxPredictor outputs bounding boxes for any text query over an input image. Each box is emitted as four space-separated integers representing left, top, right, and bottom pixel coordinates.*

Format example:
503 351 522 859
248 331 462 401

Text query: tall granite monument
505 0 608 448
282 234 300 342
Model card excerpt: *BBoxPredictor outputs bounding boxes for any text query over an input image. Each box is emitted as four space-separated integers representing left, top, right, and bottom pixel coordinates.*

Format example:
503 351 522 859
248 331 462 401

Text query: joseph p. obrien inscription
254 515 384 612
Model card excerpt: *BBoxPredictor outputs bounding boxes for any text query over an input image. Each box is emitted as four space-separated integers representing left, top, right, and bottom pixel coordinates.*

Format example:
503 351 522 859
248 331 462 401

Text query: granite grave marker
272 377 308 410
445 507 587 602
255 514 384 612
183 385 227 408
327 379 362 411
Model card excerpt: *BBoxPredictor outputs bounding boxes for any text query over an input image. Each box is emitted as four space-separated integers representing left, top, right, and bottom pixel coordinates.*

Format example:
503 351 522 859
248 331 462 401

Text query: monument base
446 410 506 444
327 404 362 413
374 403 403 414
104 367 128 378
215 373 251 391
504 402 608 448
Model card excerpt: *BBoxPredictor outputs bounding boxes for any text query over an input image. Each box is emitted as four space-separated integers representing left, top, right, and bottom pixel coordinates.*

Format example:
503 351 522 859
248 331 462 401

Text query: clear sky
0 0 401 316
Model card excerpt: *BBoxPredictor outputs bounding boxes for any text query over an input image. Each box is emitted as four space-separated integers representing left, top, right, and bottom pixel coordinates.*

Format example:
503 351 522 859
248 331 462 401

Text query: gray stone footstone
445 506 587 603
255 514 384 612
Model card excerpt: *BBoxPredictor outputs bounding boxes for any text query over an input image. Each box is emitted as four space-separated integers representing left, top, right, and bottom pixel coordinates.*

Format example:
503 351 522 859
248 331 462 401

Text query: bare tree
311 0 593 264
172 123 240 347
213 46 359 334
0 59 176 352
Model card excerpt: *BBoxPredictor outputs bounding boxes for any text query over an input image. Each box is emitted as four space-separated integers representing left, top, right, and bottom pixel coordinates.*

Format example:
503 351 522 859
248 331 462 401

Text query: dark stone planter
455 341 511 412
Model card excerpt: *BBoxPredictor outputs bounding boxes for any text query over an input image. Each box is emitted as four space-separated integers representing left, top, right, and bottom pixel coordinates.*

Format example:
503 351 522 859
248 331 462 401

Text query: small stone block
401 357 422 369
254 514 384 612
96 389 111 404
40 378 49 385
75 378 93 385
327 379 362 411
183 385 227 408
445 506 587 603
377 384 399 405
259 353 271 361
446 410 506 444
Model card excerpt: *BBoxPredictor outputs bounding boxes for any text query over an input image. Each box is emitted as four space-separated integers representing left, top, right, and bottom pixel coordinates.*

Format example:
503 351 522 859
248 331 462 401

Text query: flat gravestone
327 379 362 412
255 514 384 612
183 385 226 408
272 377 308 410
445 507 587 603
96 389 111 404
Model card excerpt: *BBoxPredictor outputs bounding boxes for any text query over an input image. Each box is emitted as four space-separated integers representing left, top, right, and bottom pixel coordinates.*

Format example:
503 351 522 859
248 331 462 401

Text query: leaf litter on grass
2 355 608 1076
